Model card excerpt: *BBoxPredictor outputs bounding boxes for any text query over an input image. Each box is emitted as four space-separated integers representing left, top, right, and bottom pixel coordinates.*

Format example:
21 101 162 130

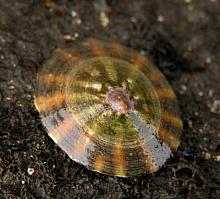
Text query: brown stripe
161 111 183 129
147 68 164 81
94 154 105 173
113 144 127 177
131 53 146 71
156 88 176 99
159 127 181 151
109 42 124 56
55 48 80 63
35 92 66 112
86 39 118 83
86 39 106 57
49 116 76 144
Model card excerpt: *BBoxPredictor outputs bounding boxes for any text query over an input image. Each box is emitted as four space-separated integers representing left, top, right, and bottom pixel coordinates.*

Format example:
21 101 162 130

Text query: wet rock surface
0 0 219 198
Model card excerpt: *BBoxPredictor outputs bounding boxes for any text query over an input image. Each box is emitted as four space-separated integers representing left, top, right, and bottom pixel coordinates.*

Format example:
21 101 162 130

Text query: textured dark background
0 0 220 198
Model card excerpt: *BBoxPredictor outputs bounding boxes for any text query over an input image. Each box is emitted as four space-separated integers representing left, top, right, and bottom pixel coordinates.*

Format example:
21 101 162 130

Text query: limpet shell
34 39 182 177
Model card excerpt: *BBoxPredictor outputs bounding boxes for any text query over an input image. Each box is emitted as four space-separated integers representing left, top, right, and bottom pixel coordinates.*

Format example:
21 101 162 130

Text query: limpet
34 38 182 177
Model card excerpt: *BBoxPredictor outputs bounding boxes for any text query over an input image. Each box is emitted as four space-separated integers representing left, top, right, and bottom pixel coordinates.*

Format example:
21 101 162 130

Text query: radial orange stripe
39 73 68 86
94 154 105 173
109 42 124 56
147 68 164 81
55 48 80 63
132 53 146 71
159 127 180 151
161 111 183 129
113 144 127 177
156 88 176 99
35 92 66 112
73 135 91 161
87 39 106 57
49 116 76 144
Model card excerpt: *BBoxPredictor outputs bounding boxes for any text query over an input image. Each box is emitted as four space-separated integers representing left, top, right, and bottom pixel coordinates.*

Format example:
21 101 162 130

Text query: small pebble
75 18 82 25
180 85 187 94
74 32 79 38
9 85 15 89
210 100 220 113
63 35 73 41
158 15 164 22
208 89 213 97
6 97 11 101
130 17 137 23
64 33 79 41
198 91 203 96
100 12 109 27
71 11 77 17
27 167 34 175
203 152 211 160
184 0 192 3
215 155 220 161
188 120 193 128
206 57 212 64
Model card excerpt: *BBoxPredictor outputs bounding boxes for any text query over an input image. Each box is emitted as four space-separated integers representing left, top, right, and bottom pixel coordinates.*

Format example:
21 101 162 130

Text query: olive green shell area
34 39 182 177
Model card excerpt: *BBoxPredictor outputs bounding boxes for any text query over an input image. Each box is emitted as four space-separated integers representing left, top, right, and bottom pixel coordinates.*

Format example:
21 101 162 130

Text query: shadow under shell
34 38 182 177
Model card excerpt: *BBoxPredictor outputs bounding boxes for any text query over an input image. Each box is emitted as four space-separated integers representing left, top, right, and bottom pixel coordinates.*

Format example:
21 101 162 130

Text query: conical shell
34 39 182 177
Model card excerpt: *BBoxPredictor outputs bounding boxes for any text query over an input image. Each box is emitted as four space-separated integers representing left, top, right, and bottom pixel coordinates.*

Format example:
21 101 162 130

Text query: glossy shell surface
34 39 182 177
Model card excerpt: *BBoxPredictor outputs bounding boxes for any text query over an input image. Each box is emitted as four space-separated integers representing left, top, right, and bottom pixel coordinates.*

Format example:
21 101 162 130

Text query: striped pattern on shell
34 39 182 177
